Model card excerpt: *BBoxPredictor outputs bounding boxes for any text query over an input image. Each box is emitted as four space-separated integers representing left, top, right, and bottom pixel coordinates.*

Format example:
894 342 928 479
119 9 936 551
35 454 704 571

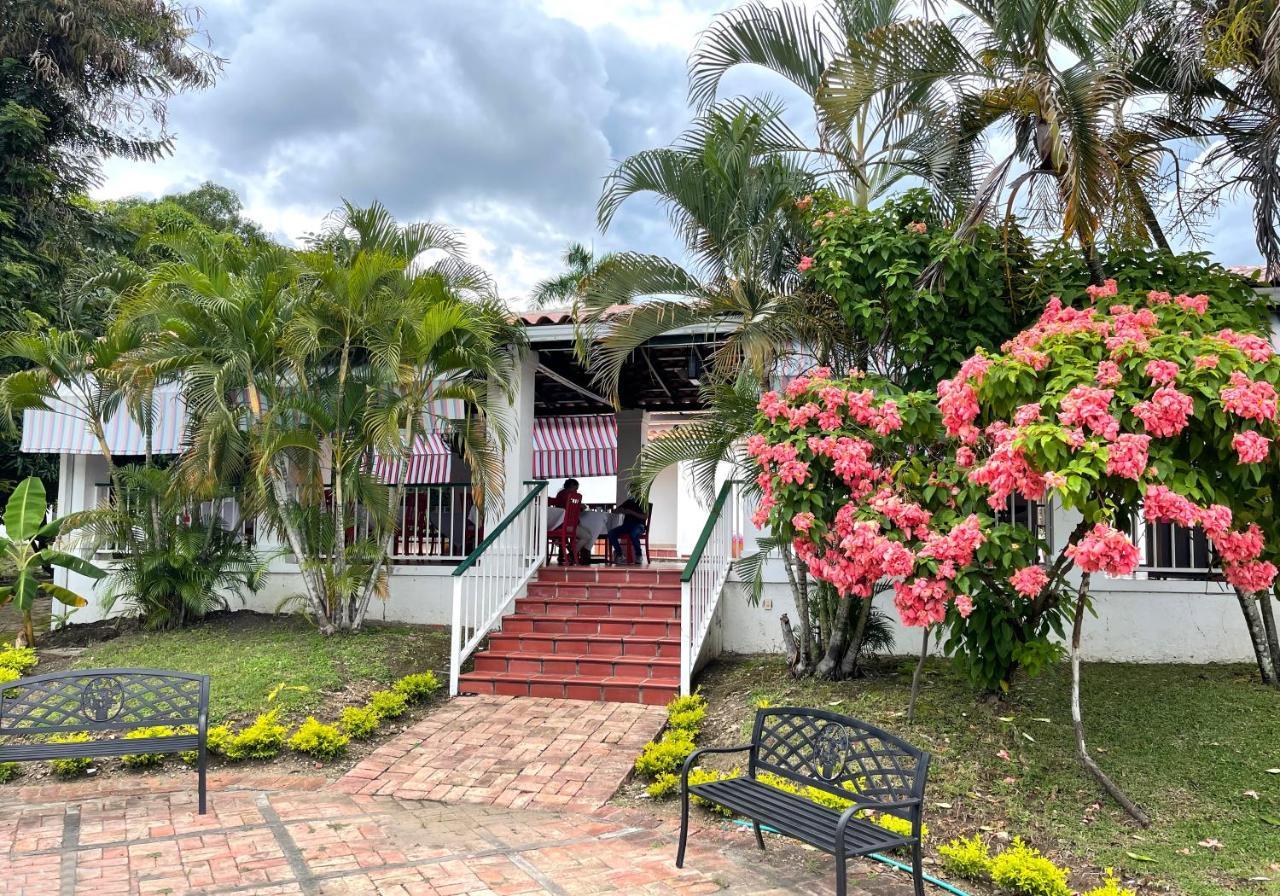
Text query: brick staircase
457 565 682 706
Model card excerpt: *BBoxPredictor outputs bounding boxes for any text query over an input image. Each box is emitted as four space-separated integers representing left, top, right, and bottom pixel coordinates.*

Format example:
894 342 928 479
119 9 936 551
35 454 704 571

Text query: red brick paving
0 696 908 894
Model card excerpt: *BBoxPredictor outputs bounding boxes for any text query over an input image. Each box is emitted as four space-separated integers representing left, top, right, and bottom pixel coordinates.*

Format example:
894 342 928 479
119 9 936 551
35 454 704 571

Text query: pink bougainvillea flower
1144 484 1200 527
1216 329 1274 363
1095 360 1122 386
1221 371 1278 422
1144 359 1180 385
954 594 975 618
797 255 815 272
1085 279 1118 301
1193 354 1219 370
1010 565 1049 598
1065 523 1140 576
1233 430 1272 464
1105 433 1151 480
1133 386 1194 437
1059 385 1118 439
1175 293 1209 314
1224 559 1278 593
791 511 816 532
1014 403 1042 426
1198 504 1233 539
1147 290 1173 305
795 195 813 211
907 221 928 234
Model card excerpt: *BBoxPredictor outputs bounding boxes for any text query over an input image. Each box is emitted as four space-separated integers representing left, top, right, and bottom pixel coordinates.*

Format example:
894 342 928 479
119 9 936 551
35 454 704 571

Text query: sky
97 0 1266 306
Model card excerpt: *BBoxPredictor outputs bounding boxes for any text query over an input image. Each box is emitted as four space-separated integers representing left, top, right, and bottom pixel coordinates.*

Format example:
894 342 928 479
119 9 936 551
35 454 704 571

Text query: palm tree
821 0 1185 278
530 243 610 308
688 0 964 208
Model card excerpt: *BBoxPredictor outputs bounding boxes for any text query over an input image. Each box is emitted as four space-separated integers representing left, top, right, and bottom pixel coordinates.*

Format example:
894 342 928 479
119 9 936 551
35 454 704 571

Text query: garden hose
729 819 972 896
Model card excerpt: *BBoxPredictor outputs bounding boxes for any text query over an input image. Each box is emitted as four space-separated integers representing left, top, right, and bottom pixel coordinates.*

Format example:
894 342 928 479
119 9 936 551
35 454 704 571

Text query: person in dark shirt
607 495 647 565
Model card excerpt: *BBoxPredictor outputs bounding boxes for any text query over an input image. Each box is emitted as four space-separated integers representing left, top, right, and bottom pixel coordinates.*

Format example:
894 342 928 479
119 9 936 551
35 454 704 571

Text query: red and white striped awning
533 414 617 479
21 385 187 455
370 432 454 484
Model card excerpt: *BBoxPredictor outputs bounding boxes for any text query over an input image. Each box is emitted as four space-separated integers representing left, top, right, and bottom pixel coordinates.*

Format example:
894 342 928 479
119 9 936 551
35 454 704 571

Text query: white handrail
449 480 548 695
679 480 742 695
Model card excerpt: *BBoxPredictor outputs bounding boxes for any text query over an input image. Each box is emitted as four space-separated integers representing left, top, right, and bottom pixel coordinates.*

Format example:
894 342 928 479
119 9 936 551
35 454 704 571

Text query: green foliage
756 770 864 812
805 189 1036 390
938 834 994 881
0 761 21 783
868 810 927 843
634 730 697 779
391 672 441 703
120 726 192 768
288 717 349 761
0 645 37 674
206 724 234 757
665 693 707 734
367 690 408 722
218 711 288 761
47 732 93 777
1083 869 1136 896
990 838 1072 896
339 706 381 740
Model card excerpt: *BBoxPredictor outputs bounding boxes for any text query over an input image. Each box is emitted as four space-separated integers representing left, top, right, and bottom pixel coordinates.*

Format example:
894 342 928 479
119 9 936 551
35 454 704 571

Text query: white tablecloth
547 507 621 550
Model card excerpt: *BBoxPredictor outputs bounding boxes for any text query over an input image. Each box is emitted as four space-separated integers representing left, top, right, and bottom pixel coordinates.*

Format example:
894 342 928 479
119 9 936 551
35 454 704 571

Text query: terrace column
615 409 645 503
488 348 538 526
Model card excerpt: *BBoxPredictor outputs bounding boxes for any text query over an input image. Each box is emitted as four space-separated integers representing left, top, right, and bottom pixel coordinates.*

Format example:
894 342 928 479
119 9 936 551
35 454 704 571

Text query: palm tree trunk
353 419 416 630
1235 586 1278 685
907 626 930 724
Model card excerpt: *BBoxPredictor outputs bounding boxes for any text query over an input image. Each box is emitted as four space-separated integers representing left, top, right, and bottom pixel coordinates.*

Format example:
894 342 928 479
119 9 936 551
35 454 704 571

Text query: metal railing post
449 576 464 696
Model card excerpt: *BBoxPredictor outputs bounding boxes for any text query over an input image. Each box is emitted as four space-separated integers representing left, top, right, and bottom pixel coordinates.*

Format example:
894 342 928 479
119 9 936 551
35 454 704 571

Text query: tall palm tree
821 0 1185 278
531 243 610 308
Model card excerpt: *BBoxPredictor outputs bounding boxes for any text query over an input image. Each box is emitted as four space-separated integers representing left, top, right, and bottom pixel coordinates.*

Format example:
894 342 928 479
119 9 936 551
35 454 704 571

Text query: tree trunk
1234 586 1277 685
814 593 855 680
1258 588 1280 686
838 595 874 678
1070 573 1151 826
780 613 804 678
908 627 930 724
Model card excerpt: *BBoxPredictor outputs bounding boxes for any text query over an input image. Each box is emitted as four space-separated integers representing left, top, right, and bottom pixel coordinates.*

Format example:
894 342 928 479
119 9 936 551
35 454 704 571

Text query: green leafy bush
665 694 707 734
339 705 381 739
646 767 740 817
0 645 38 674
207 724 234 757
391 672 440 703
120 726 192 768
1083 869 1136 896
367 689 408 721
938 834 993 881
48 733 93 777
990 838 1071 896
220 711 288 761
0 761 21 783
0 666 19 687
868 810 927 843
634 730 697 779
288 717 349 760
755 771 864 812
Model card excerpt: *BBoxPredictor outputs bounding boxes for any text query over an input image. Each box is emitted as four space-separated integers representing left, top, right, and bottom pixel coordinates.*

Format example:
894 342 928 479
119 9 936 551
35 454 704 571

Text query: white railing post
679 580 693 695
449 576 464 696
679 480 739 696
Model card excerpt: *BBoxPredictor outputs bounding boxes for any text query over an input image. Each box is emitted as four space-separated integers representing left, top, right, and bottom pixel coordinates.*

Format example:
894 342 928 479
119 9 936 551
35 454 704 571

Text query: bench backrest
751 707 929 820
0 669 209 737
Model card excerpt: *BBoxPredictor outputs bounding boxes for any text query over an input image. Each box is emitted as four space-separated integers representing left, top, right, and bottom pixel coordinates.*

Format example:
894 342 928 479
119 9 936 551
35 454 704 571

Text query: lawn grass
71 612 449 725
696 656 1280 896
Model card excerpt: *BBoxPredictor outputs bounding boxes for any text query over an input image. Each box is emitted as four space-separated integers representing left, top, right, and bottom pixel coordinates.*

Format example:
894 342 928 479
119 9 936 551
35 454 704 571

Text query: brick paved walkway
337 696 667 811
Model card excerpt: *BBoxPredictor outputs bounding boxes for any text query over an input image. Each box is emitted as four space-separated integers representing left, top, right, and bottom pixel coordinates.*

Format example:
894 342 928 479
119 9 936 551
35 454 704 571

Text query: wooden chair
547 495 582 565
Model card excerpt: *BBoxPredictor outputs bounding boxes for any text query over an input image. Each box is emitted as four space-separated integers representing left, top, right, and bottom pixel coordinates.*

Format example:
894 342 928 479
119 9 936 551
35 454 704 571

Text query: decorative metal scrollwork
80 676 125 722
812 724 852 781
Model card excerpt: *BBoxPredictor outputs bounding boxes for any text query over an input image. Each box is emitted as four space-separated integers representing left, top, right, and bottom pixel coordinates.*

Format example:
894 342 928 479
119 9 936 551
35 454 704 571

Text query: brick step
499 614 680 639
473 651 679 680
457 671 679 706
513 597 679 619
526 581 681 601
536 567 682 586
486 632 679 658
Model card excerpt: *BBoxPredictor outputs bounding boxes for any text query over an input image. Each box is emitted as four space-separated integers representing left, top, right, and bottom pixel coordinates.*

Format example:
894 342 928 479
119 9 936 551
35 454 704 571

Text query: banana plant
0 477 104 645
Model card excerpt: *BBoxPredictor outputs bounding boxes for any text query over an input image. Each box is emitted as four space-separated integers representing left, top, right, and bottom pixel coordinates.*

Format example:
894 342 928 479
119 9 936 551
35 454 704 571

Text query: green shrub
634 729 697 779
120 726 191 769
990 838 1071 896
755 770 864 812
869 811 928 843
207 724 234 757
288 717 349 760
938 834 993 881
221 711 288 761
665 694 707 734
339 705 381 739
0 645 37 675
1084 869 1136 896
367 689 408 721
646 767 739 817
391 672 440 703
48 733 93 777
0 761 21 783
0 667 19 687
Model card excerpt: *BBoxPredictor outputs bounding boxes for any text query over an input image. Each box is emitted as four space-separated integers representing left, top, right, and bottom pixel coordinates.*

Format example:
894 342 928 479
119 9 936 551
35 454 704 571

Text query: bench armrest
851 796 922 812
680 743 755 791
835 796 924 851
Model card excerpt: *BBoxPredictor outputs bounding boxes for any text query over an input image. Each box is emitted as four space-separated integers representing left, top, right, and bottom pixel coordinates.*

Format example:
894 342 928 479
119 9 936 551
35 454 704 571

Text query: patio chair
547 494 582 565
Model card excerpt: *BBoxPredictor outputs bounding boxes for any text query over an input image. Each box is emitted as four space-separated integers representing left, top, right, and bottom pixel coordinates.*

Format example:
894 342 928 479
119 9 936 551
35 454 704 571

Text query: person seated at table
607 495 648 565
549 478 580 508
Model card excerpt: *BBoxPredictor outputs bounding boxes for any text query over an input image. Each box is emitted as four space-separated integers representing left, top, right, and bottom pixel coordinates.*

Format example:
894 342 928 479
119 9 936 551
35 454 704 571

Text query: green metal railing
680 479 742 694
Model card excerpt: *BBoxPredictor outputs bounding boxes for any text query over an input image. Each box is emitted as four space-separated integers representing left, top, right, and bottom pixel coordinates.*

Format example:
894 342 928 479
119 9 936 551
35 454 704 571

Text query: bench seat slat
690 777 912 856
0 735 199 762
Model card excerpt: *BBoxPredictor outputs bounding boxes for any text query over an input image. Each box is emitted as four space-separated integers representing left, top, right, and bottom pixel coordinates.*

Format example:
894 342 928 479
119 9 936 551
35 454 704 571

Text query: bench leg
835 850 847 896
676 787 690 868
911 840 925 896
198 743 208 815
752 820 765 850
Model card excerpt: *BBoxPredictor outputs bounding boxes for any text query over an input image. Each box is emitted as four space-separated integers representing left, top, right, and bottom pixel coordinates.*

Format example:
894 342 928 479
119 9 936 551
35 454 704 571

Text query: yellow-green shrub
391 672 440 703
665 694 707 734
1084 869 1136 896
288 717 349 760
207 724 234 757
0 645 37 675
0 667 19 687
48 732 93 777
755 771 863 812
634 729 696 779
990 838 1071 896
220 711 287 761
0 761 21 783
869 811 927 843
120 726 193 768
339 705 380 739
368 689 408 721
938 834 993 881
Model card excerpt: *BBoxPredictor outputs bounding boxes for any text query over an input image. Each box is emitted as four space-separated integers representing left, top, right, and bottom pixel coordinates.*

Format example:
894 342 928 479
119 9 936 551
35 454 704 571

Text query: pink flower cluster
1065 523 1141 576
1233 430 1272 464
1143 488 1277 593
969 426 1046 508
1058 386 1118 439
1221 371 1278 423
1105 433 1150 480
1217 329 1274 363
893 577 952 627
1133 386 1193 437
1085 279 1118 301
1144 359 1180 385
1009 565 1049 598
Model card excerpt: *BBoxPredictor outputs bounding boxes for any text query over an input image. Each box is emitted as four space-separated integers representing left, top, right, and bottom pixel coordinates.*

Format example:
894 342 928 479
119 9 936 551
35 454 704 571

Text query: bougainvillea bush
750 280 1280 821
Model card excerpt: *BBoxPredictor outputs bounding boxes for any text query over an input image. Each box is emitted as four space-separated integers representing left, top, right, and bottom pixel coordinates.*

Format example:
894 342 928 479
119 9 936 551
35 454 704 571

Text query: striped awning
533 414 617 479
21 385 187 455
370 432 454 484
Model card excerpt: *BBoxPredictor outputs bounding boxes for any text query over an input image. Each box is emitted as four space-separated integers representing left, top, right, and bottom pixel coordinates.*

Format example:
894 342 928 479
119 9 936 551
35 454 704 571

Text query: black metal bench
0 668 210 813
677 707 931 896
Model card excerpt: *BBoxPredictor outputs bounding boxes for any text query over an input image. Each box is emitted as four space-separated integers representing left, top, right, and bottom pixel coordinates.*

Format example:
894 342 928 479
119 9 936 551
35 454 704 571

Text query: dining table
546 505 621 552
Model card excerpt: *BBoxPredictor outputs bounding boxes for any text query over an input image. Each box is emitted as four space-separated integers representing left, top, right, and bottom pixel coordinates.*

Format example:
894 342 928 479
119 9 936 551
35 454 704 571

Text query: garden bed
616 655 1279 896
3 611 450 783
